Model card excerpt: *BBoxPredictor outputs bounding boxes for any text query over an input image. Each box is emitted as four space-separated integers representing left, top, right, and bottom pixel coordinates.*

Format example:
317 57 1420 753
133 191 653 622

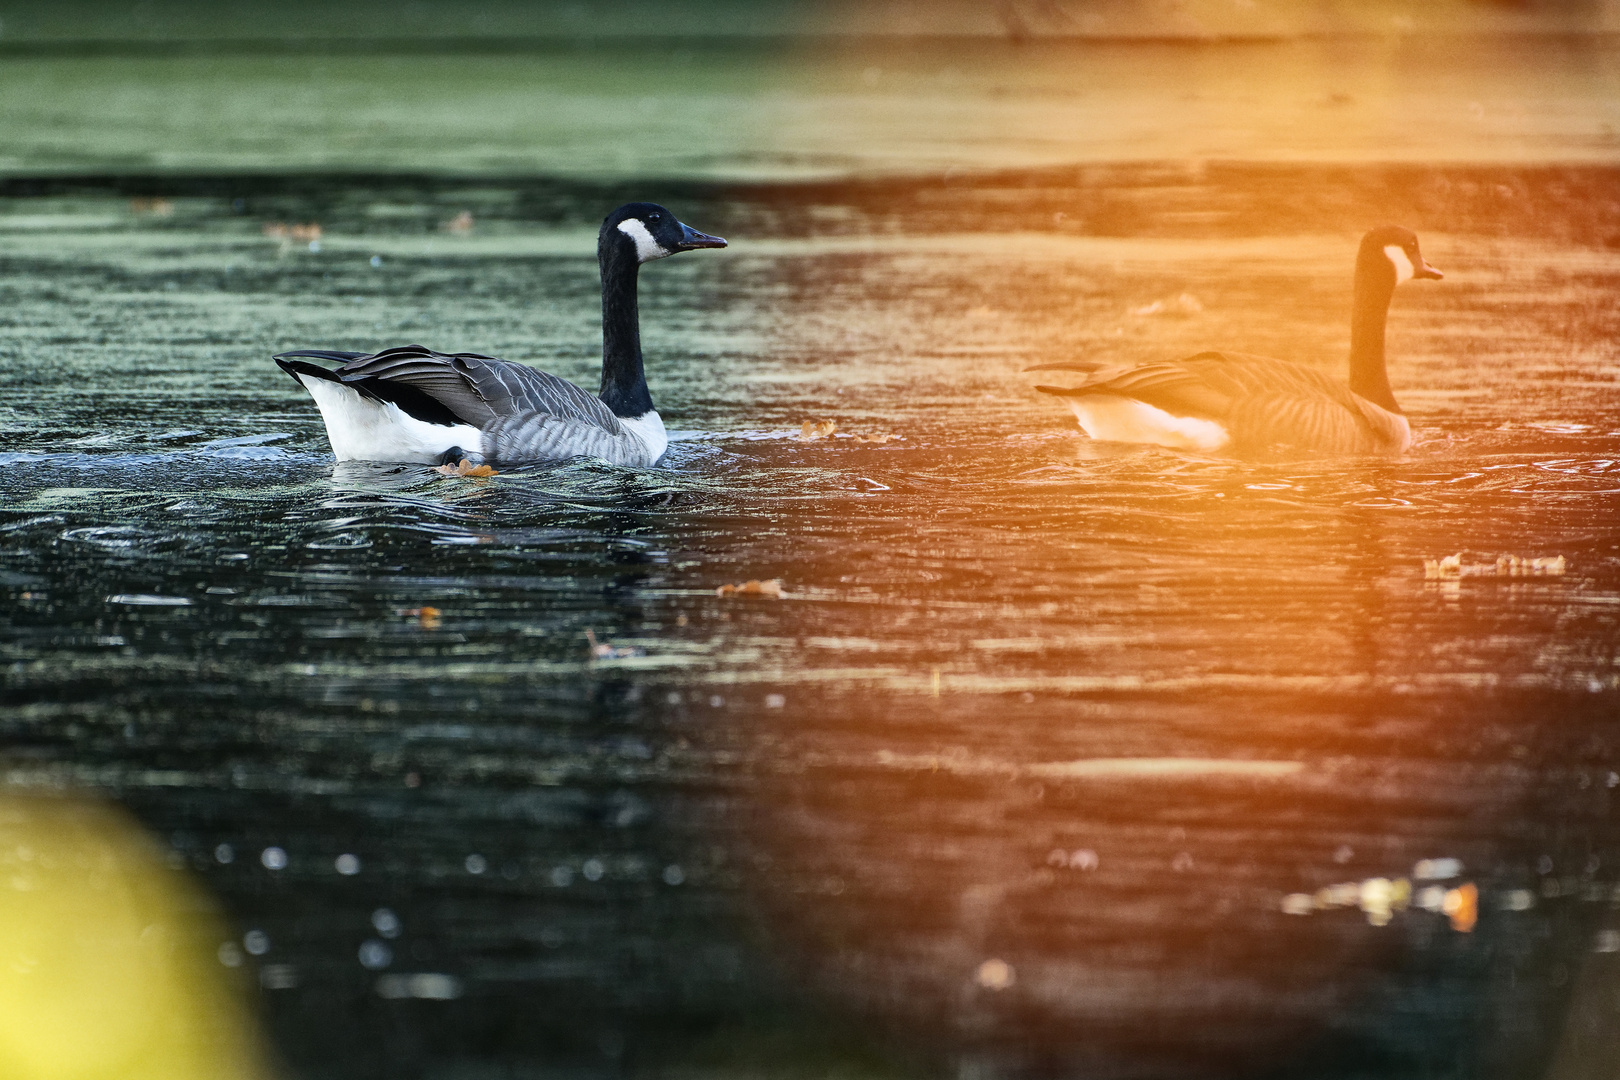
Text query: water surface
2 168 1620 1078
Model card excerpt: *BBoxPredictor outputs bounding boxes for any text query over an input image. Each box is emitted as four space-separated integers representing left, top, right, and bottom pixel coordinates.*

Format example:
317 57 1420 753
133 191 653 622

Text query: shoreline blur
2 0 1620 44
0 36 1615 180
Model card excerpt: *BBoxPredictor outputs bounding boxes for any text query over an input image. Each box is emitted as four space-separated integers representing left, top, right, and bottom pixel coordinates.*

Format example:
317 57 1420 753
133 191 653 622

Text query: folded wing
1031 351 1407 453
279 344 623 434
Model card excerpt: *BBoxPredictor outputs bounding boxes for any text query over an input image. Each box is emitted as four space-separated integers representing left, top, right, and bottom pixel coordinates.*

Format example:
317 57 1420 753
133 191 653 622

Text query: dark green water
2 155 1620 1078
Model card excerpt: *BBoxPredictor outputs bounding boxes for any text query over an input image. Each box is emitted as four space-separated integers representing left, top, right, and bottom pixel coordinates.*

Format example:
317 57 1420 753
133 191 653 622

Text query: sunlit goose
1028 225 1442 455
275 203 726 467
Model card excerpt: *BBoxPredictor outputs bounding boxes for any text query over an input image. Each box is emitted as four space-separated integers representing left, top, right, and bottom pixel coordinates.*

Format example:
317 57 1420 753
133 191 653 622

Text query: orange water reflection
680 154 1620 1073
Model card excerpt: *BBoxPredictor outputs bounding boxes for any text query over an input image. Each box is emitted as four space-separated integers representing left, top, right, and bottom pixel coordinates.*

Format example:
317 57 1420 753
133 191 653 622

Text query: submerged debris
584 628 642 659
1424 554 1566 579
263 221 324 254
716 579 784 599
1497 554 1566 576
1047 848 1100 871
1412 857 1463 880
1425 554 1462 578
1281 870 1483 931
975 958 1015 991
1130 292 1204 317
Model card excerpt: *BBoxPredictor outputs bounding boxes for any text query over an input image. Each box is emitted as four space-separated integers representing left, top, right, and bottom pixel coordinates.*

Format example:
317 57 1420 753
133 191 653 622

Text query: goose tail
274 350 369 389
1024 360 1111 374
1025 359 1118 397
274 349 369 365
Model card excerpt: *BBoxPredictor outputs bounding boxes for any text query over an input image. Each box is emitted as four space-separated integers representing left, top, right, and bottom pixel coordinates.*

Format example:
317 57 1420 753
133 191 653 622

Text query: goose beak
676 222 727 251
1416 259 1443 280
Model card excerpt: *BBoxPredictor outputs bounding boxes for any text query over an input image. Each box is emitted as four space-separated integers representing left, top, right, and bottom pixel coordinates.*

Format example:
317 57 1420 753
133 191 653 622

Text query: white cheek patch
1384 244 1415 283
617 218 671 263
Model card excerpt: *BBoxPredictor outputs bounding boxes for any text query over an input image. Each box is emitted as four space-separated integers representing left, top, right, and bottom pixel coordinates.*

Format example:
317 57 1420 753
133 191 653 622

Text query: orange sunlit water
0 5 1617 1075
691 44 1620 1057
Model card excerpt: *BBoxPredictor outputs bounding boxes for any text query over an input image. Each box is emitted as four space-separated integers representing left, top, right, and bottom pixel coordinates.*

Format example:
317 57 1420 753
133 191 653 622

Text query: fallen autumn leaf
401 606 442 629
716 579 784 599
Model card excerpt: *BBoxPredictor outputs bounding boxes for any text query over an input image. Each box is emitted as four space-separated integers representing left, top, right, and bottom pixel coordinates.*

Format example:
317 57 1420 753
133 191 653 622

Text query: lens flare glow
0 792 269 1080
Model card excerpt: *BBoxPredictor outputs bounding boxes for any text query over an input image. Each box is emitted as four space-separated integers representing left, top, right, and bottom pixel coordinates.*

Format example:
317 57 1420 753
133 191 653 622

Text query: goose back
330 345 624 434
1034 351 1411 454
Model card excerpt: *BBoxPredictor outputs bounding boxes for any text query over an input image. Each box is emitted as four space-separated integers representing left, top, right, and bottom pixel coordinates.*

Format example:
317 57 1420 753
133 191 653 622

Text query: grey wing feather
333 345 622 434
1176 352 1358 405
454 354 623 434
1178 353 1405 451
1033 350 1404 452
485 412 654 468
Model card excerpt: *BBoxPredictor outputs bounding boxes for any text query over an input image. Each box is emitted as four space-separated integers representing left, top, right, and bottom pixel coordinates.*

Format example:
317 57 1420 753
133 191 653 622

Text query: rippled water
2 168 1619 1078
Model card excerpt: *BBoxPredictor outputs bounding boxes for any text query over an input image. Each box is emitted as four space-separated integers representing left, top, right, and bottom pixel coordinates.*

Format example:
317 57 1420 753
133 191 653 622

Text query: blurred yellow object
0 792 271 1080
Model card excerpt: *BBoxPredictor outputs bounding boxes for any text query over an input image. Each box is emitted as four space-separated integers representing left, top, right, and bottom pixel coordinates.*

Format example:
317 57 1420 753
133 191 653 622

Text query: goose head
601 203 727 265
1358 225 1443 289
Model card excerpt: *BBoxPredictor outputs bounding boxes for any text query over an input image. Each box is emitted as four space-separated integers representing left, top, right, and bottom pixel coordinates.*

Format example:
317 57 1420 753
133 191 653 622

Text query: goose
1028 225 1442 455
274 203 726 468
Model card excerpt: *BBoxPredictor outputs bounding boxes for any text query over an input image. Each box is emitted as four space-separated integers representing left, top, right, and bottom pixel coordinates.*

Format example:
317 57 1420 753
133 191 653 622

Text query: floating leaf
1443 882 1479 933
795 420 838 441
716 579 784 599
401 606 441 630
262 222 322 241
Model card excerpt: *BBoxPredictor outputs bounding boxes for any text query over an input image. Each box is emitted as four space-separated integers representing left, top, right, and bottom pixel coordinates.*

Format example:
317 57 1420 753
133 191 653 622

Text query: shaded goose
274 203 726 468
1028 225 1442 454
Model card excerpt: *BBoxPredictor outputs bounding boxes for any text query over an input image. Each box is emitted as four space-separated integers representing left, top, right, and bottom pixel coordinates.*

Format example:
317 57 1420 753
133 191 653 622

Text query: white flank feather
618 410 668 464
1065 395 1230 452
298 375 484 463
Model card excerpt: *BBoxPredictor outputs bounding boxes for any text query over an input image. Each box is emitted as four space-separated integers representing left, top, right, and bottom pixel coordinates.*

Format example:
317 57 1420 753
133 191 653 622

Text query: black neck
1348 250 1400 413
597 236 654 418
